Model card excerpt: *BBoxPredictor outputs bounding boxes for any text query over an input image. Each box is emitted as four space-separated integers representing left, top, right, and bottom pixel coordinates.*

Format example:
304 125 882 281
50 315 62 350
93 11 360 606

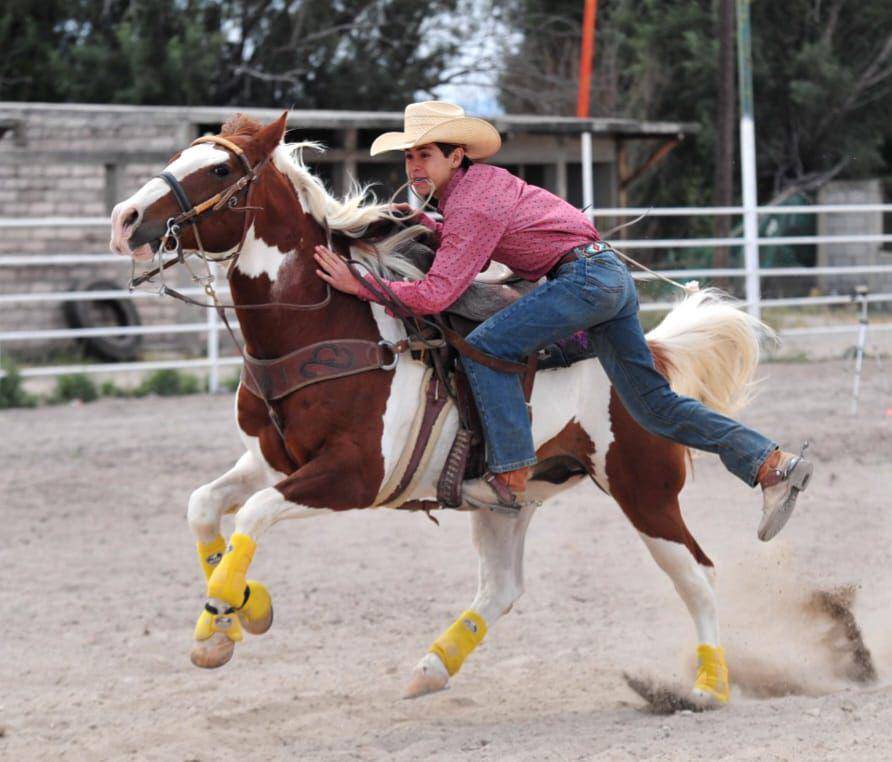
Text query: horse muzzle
110 202 163 261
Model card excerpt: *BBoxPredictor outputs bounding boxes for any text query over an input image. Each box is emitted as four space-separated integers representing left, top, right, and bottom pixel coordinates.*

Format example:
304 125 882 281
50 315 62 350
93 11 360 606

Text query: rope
608 243 701 295
597 209 700 295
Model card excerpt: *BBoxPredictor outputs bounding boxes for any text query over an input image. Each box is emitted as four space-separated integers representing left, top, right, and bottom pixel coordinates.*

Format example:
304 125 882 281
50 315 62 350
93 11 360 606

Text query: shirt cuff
354 274 384 302
417 213 441 234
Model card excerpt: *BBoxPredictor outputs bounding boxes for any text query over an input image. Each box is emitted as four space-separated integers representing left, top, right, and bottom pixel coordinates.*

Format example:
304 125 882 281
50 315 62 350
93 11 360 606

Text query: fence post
737 0 761 318
580 131 594 213
206 265 220 394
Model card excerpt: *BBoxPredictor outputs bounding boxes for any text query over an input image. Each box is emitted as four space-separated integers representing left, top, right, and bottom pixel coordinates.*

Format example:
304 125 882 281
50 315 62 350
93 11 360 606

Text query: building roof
0 102 699 139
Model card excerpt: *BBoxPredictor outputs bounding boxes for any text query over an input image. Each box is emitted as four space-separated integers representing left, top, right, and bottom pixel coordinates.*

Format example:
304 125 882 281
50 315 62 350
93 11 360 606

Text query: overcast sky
424 0 519 116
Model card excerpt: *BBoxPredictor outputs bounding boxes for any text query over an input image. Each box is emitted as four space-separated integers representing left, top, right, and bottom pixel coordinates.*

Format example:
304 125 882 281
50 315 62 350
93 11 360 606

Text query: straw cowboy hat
370 101 501 160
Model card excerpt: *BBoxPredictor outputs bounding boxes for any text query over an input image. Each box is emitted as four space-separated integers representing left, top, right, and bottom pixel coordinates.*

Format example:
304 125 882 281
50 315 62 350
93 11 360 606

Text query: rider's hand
390 202 417 219
314 245 361 296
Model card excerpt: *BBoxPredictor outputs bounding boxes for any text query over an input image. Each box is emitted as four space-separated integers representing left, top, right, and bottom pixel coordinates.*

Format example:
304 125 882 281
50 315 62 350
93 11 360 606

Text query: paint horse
110 112 768 706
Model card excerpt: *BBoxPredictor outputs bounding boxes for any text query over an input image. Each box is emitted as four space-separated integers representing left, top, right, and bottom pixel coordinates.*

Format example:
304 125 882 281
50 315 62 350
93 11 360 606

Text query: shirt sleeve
365 203 509 316
417 212 443 238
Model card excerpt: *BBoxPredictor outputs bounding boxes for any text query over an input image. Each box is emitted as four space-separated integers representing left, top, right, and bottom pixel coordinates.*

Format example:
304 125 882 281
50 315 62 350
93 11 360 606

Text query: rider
314 100 813 540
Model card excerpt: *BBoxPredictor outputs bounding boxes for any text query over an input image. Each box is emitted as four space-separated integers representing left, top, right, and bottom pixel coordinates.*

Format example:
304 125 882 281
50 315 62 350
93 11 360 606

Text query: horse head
110 112 288 262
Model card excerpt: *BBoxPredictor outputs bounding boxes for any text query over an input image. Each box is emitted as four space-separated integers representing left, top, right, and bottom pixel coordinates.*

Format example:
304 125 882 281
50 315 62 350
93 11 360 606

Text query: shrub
223 373 241 392
99 380 130 397
53 373 99 403
135 369 201 397
0 360 37 408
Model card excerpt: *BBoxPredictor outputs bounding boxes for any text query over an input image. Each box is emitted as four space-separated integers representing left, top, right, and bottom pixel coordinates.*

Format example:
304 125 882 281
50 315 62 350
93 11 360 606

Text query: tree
0 0 469 110
496 0 892 218
713 0 735 278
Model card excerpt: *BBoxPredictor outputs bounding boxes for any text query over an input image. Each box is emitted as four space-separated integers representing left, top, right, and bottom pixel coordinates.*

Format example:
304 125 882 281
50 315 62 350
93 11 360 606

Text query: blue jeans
462 244 777 486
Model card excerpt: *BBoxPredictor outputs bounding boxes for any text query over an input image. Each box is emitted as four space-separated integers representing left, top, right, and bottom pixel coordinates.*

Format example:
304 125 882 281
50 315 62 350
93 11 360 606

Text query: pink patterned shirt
358 164 600 315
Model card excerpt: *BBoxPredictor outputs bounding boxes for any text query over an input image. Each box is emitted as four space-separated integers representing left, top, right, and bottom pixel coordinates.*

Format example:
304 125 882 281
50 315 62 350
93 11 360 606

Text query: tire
63 280 143 362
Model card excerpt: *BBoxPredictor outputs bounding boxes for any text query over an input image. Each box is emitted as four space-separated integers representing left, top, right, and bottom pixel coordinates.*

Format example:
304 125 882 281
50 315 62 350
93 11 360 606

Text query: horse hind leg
405 503 537 698
187 451 275 668
633 500 729 706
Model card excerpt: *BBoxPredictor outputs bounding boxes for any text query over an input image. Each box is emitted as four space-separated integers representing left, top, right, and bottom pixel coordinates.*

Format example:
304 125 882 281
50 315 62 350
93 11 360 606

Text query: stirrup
463 472 525 517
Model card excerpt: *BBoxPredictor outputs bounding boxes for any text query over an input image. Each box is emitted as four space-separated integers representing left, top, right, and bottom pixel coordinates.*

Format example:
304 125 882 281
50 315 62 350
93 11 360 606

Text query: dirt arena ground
3 359 891 760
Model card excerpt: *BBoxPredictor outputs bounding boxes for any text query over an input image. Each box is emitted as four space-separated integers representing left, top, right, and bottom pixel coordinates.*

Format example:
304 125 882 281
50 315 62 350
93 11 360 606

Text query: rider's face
404 144 465 198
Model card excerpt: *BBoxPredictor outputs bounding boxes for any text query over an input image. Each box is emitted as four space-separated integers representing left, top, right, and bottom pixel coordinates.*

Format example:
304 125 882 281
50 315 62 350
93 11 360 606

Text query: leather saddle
374 236 601 507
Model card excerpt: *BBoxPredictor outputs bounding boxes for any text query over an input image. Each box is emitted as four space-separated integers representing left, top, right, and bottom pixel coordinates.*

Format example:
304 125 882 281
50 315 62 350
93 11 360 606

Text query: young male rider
314 100 813 540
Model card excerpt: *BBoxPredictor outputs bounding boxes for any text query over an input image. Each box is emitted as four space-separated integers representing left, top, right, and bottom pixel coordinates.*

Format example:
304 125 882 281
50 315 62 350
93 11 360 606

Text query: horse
109 111 768 706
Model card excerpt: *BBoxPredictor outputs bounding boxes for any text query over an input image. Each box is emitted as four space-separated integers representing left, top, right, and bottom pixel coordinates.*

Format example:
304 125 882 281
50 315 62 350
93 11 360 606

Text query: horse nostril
123 209 139 229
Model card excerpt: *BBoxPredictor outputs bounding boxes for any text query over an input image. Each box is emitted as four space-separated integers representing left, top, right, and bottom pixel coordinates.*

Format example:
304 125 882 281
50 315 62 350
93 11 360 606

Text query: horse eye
213 165 230 177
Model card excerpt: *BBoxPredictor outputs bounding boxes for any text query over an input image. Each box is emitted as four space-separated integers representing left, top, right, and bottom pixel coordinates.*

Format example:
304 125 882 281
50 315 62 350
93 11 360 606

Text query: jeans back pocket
583 255 627 293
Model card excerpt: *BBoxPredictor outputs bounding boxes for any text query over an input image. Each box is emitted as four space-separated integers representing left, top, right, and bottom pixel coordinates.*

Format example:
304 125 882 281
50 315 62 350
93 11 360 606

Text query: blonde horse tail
645 288 775 417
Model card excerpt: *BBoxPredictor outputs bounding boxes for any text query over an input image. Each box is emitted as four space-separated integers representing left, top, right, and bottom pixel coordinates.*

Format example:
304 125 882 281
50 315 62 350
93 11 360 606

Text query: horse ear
251 111 289 159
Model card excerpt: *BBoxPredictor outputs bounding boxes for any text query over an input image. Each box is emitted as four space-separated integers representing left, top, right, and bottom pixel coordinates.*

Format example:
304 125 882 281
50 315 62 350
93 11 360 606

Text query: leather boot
756 444 814 542
462 467 531 515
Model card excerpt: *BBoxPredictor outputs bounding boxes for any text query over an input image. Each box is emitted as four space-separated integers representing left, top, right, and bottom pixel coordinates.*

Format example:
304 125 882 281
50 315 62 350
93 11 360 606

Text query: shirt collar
437 166 467 210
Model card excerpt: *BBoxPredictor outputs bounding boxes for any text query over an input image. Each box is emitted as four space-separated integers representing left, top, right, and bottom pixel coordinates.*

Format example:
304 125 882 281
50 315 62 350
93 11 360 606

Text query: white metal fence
2 204 892 392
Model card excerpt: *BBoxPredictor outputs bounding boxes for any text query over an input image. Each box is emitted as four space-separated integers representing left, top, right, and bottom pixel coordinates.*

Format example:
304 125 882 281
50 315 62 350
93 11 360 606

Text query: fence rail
2 204 891 390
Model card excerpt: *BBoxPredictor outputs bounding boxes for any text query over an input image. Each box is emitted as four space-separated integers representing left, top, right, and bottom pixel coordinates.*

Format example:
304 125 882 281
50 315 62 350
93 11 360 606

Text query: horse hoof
691 687 727 708
190 632 235 669
403 656 449 699
239 580 273 635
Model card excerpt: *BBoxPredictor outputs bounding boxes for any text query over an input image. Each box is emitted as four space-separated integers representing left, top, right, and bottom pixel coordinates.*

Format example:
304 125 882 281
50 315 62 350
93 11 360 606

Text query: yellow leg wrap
429 610 487 677
238 580 273 633
197 536 227 581
207 532 256 608
694 644 730 704
194 608 244 643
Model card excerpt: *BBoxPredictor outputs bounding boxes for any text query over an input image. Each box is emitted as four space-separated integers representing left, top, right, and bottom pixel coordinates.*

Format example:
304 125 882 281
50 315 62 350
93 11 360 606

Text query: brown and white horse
110 113 767 706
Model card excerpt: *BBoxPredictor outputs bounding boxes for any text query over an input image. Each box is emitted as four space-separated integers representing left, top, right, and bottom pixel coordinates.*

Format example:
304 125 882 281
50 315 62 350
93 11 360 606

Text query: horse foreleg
188 450 273 572
405 504 537 698
200 455 367 666
188 451 276 668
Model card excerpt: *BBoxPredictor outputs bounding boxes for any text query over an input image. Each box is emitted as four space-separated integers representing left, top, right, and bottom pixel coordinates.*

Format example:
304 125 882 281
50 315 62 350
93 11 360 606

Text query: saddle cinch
371 239 603 510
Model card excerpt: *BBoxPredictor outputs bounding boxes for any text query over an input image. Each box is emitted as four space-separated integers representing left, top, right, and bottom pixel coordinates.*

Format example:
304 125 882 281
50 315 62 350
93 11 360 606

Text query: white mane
271 141 427 282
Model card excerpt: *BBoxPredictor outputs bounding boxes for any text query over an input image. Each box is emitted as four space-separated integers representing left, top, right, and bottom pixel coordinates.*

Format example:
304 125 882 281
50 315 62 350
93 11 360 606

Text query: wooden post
576 0 599 118
339 128 358 196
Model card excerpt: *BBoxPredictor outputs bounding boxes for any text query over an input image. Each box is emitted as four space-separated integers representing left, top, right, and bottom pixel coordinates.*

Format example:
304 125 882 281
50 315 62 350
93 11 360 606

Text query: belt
546 243 596 280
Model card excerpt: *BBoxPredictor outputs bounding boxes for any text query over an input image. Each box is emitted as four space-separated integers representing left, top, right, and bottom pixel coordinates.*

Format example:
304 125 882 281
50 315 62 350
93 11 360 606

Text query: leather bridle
130 135 272 288
156 135 260 236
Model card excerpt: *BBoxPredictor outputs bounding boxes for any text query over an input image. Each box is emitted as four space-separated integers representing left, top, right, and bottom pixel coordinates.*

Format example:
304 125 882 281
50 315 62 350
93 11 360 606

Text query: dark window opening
284 128 341 148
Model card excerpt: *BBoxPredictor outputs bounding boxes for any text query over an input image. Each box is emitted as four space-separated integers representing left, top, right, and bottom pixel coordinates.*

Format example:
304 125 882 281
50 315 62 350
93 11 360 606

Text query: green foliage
52 373 99 403
99 380 130 397
0 359 37 408
135 369 200 397
499 0 892 215
223 373 241 393
0 0 464 109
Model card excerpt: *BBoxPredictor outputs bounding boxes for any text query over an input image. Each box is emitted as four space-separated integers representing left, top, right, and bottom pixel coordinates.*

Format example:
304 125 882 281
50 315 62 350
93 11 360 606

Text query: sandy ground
3 359 892 761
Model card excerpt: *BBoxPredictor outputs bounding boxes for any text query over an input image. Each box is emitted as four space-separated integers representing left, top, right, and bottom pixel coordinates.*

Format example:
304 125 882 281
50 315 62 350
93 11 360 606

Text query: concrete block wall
817 180 891 296
0 106 203 360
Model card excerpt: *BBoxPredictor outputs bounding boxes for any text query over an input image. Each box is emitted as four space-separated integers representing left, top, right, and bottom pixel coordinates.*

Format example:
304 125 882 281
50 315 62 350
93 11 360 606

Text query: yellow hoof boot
238 580 274 635
197 536 227 581
207 532 256 608
194 607 244 644
693 644 730 705
429 610 487 677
